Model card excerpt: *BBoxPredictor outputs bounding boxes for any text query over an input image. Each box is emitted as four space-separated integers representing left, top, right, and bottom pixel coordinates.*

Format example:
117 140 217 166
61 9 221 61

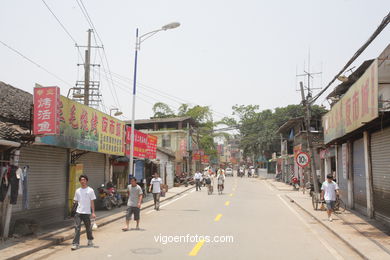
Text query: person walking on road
149 173 163 211
321 174 340 222
123 177 143 231
194 171 202 191
217 169 225 193
71 175 96 251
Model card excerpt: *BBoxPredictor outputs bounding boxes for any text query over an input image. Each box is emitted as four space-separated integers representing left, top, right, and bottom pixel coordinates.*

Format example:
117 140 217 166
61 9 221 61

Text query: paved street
24 176 361 260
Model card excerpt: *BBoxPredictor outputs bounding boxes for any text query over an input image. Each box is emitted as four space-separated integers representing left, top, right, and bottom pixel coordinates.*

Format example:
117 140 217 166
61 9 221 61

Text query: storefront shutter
76 152 105 194
353 138 367 214
371 127 390 223
14 145 68 226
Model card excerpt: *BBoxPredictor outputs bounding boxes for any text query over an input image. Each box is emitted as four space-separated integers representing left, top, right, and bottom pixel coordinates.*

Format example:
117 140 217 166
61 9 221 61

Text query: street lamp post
129 22 180 182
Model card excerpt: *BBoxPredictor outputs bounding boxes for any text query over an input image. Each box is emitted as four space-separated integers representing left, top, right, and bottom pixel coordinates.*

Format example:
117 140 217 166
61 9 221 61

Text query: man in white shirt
194 171 203 191
321 174 340 222
123 177 143 231
149 173 162 211
71 175 96 250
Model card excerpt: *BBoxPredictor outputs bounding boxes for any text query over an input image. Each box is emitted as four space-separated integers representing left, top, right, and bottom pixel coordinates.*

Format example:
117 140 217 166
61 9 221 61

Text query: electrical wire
311 11 390 104
75 0 122 111
0 40 73 88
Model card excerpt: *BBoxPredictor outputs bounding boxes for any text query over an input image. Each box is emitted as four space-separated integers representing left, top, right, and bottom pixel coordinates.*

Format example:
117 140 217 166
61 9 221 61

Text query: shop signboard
323 59 378 144
33 86 60 135
38 95 125 156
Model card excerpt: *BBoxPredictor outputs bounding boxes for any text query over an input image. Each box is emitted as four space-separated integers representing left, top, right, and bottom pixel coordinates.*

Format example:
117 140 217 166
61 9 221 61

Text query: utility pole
84 29 92 106
73 29 102 108
300 82 320 195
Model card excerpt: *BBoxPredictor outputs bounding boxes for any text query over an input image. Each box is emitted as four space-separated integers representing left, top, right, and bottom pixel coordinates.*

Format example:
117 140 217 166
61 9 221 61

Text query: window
162 134 171 148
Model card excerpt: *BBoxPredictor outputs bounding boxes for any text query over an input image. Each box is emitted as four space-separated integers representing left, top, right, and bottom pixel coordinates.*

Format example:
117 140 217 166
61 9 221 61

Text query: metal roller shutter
371 127 390 222
353 138 367 214
13 145 68 226
337 145 348 203
76 152 105 194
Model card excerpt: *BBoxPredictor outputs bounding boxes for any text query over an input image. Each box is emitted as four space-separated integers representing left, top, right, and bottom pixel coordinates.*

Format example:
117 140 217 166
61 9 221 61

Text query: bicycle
333 195 346 213
311 192 320 210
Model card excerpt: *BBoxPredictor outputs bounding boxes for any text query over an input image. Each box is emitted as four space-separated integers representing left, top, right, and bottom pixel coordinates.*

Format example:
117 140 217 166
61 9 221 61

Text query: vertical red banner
33 86 60 135
146 135 157 159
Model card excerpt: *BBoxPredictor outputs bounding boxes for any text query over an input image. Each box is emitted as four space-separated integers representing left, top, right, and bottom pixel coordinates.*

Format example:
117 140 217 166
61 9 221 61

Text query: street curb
284 194 368 260
5 186 195 260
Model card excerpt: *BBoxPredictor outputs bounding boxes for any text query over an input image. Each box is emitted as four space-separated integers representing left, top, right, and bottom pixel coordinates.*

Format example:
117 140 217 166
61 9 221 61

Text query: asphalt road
24 176 361 260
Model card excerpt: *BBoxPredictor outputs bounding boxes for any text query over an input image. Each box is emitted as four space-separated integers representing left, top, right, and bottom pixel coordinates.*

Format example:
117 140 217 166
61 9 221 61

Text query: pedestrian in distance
321 174 340 222
149 173 163 211
194 171 203 191
122 177 143 231
71 175 96 251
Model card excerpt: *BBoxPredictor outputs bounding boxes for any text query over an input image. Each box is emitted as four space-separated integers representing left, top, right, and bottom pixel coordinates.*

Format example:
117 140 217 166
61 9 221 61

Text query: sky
0 0 389 122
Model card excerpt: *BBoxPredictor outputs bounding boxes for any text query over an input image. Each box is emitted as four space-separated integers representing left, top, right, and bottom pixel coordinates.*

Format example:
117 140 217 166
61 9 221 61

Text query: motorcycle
291 176 300 190
98 183 122 210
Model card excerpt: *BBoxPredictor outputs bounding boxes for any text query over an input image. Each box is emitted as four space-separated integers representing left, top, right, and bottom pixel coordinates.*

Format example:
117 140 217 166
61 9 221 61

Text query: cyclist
321 174 340 222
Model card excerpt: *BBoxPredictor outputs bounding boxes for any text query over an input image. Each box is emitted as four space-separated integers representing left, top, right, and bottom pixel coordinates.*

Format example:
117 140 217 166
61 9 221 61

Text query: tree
152 102 176 118
151 102 218 162
220 104 327 161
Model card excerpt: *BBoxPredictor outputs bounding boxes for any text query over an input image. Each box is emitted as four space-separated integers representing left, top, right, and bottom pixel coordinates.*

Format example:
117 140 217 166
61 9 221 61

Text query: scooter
98 184 122 210
291 176 300 190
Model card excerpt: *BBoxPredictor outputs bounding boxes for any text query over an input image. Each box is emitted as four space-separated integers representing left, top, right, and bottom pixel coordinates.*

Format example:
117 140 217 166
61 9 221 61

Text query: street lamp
66 88 84 99
110 108 123 117
129 22 180 181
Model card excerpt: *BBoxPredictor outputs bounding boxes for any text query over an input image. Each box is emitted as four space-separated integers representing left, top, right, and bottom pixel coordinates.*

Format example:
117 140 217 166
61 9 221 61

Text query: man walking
149 173 162 211
321 174 340 222
71 175 96 250
123 177 143 231
194 171 202 191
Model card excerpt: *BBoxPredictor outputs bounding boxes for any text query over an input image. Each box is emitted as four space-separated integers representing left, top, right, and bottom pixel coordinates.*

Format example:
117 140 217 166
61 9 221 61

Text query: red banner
201 155 210 163
125 127 157 159
33 86 60 135
125 126 148 158
146 135 157 159
193 150 204 161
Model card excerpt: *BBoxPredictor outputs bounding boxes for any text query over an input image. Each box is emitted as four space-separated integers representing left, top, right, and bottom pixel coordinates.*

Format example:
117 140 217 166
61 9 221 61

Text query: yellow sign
40 96 125 156
323 59 378 144
68 164 83 213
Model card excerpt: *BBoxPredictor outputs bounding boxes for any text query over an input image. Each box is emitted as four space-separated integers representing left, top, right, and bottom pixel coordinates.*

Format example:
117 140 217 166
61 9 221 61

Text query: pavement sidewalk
266 179 390 260
0 185 194 260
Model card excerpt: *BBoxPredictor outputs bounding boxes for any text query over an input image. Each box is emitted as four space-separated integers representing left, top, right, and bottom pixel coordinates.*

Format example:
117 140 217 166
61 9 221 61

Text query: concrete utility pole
84 29 92 106
300 82 320 195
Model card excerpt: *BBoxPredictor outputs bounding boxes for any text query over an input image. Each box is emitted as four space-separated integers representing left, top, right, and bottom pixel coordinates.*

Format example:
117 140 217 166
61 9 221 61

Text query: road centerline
188 239 206 256
214 214 223 222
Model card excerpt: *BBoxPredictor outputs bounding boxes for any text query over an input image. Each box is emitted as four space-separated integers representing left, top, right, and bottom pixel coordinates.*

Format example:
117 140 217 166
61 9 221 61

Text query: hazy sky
1 0 389 121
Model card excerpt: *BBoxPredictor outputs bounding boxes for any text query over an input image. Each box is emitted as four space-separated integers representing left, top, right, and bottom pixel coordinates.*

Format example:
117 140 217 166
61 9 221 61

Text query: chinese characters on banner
36 93 125 156
33 86 60 135
323 59 378 144
125 127 157 159
146 135 157 159
125 126 148 158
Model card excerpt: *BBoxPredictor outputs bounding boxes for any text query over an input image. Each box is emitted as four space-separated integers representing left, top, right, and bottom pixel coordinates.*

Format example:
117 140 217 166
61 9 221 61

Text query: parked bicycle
333 195 346 213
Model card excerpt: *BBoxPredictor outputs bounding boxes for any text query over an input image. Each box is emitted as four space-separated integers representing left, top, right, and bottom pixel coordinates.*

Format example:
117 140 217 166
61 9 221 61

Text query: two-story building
277 116 324 184
322 44 390 225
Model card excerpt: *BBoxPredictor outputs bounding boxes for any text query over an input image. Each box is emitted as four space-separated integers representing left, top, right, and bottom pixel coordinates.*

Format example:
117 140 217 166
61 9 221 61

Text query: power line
0 40 73 88
108 71 230 118
41 0 77 44
311 11 390 104
41 0 85 64
75 0 122 111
